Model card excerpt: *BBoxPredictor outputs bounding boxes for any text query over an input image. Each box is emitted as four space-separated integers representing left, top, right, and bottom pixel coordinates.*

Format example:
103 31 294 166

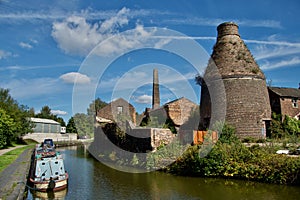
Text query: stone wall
23 133 77 143
126 121 175 151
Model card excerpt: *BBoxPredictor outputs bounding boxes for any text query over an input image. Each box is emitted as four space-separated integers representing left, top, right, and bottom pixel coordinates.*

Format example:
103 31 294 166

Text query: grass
0 145 34 173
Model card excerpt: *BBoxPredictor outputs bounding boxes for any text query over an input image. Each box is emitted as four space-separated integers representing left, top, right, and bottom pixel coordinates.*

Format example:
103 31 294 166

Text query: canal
27 145 300 200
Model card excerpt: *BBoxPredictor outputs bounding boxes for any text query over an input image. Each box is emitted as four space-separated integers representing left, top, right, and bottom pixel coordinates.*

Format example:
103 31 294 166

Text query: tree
66 117 77 134
0 108 16 148
35 106 52 119
0 88 33 145
87 98 107 116
283 115 300 135
35 105 66 126
73 113 94 138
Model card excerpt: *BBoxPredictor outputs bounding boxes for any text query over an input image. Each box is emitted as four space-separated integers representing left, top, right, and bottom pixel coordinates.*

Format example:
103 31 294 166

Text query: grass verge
0 145 34 173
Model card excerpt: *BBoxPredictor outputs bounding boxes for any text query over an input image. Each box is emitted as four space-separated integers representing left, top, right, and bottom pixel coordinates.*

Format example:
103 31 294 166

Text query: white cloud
51 7 159 57
261 57 300 70
51 8 131 56
134 94 152 104
51 110 68 115
98 7 129 33
59 72 91 84
252 45 300 61
19 42 33 49
0 49 15 59
162 18 281 28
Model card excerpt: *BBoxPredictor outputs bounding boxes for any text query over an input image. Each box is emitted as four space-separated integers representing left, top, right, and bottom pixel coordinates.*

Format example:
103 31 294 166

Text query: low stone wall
126 121 175 151
23 133 78 143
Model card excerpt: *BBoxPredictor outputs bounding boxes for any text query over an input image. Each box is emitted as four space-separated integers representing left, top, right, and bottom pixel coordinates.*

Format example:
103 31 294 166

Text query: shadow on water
27 145 300 200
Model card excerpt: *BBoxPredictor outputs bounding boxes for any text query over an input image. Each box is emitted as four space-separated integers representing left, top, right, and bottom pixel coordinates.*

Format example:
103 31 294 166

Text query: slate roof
268 87 300 98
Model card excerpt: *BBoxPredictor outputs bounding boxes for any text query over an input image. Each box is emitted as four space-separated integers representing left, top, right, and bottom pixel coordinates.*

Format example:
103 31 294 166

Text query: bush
167 122 300 185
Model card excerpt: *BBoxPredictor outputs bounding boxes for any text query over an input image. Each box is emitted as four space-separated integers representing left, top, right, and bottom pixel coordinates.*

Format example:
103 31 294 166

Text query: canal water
27 145 300 200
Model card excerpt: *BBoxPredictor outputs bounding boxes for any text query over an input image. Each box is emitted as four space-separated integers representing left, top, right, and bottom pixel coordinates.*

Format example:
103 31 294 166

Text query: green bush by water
167 124 300 185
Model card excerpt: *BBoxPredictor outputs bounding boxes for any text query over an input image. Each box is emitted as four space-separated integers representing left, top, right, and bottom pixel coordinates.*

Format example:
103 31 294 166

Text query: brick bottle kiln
199 22 271 138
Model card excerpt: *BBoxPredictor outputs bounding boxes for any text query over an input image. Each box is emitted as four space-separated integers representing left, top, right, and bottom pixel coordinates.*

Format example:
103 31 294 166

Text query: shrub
167 122 300 185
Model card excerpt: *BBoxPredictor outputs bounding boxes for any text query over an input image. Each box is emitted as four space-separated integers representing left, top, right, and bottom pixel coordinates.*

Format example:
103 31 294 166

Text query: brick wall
280 98 300 118
165 98 198 126
97 98 136 125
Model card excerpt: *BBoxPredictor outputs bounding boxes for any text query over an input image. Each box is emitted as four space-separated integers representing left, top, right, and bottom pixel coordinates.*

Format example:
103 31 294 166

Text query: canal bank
0 147 33 200
27 145 300 200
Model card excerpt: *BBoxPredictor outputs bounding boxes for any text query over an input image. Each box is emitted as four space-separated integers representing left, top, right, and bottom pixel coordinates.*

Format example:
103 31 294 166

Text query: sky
1 0 300 123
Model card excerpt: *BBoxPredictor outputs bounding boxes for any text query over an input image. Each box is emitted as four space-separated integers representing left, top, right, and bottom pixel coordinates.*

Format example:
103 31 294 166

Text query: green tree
35 106 52 119
0 88 33 145
270 112 286 138
66 117 77 133
56 117 66 127
73 113 94 138
283 115 300 135
0 108 16 148
87 98 107 116
35 106 66 126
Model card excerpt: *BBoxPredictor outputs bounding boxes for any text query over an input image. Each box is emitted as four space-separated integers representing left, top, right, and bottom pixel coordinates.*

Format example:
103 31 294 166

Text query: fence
193 131 218 145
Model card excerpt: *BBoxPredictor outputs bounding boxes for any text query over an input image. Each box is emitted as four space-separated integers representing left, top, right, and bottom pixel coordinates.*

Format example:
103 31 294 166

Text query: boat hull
29 174 68 192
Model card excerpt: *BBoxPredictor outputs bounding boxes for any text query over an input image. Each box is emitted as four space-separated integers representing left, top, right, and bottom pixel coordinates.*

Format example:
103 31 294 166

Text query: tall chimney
152 69 160 109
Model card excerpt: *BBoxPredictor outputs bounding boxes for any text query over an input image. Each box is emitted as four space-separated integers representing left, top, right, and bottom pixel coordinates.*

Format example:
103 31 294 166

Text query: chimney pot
217 22 240 39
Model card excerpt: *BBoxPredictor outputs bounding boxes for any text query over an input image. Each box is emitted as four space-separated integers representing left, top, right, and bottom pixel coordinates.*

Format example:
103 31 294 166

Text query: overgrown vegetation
269 112 300 142
166 123 300 185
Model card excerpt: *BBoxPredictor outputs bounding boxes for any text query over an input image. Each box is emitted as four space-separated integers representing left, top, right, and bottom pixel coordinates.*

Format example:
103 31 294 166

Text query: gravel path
0 147 33 200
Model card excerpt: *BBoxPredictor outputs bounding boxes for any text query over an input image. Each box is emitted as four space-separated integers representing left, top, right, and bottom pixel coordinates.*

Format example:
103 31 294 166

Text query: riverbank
0 146 33 199
165 126 300 185
0 140 92 199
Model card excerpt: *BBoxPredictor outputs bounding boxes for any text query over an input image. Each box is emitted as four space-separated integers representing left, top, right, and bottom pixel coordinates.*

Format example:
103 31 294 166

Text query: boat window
55 172 59 175
42 162 45 165
55 161 58 164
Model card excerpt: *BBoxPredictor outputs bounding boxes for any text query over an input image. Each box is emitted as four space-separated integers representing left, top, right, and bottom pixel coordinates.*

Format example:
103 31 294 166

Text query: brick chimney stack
152 68 160 109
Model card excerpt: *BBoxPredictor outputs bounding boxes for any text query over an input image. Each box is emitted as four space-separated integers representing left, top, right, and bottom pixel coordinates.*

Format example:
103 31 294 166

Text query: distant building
268 86 300 120
96 98 136 125
150 97 198 126
30 117 61 134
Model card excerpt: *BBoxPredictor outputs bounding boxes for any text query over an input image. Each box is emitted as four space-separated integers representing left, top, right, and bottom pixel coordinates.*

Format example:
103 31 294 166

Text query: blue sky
1 0 299 122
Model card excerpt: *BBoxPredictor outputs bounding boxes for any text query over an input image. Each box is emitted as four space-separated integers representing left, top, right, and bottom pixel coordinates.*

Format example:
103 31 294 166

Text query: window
117 106 123 114
292 99 298 108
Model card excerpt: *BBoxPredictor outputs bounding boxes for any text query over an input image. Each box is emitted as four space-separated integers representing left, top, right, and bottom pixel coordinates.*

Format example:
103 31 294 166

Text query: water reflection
27 145 300 200
30 189 67 199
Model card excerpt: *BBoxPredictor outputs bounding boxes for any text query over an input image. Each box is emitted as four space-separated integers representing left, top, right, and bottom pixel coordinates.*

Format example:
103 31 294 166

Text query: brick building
163 97 198 126
96 98 136 125
268 86 300 120
144 97 198 128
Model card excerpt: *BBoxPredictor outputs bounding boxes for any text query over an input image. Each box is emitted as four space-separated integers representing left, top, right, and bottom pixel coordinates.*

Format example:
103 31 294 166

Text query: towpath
0 145 26 156
0 146 33 200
